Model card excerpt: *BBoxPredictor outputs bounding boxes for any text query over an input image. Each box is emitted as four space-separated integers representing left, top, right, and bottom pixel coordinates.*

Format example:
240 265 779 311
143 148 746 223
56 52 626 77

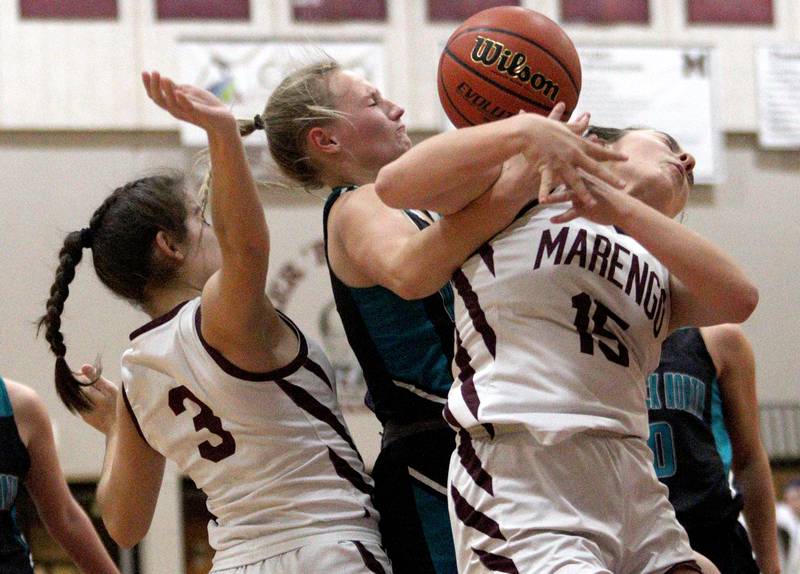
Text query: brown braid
37 229 93 412
38 172 188 413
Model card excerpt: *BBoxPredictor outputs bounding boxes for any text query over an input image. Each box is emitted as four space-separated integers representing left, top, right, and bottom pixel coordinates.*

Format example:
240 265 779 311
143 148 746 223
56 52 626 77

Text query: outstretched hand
548 101 591 136
542 167 634 226
519 103 627 209
142 70 237 133
77 365 118 436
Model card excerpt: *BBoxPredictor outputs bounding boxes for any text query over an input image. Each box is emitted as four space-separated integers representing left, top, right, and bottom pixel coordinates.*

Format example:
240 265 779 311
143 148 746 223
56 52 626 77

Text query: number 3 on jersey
571 292 630 367
169 386 236 462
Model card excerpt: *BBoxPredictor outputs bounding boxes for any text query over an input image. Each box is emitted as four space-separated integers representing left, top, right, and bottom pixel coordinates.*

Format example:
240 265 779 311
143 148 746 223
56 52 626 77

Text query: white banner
574 46 721 185
757 45 800 149
177 40 386 147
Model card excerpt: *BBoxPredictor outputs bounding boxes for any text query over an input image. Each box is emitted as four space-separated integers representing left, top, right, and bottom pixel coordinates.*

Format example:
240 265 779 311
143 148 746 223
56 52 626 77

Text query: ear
307 126 340 156
154 230 185 263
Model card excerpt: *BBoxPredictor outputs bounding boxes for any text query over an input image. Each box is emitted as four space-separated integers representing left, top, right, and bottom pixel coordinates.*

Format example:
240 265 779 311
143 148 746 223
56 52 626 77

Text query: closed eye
657 132 681 153
368 90 383 107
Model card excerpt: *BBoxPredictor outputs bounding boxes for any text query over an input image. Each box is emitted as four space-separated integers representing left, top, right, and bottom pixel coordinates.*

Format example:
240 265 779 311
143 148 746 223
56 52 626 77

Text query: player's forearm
52 500 120 574
738 456 781 574
95 426 145 547
206 126 270 265
620 198 757 323
376 113 541 212
95 425 126 542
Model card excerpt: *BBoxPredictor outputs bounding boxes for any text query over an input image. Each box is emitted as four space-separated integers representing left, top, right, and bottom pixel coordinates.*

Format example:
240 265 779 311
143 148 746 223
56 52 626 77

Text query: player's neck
143 284 202 318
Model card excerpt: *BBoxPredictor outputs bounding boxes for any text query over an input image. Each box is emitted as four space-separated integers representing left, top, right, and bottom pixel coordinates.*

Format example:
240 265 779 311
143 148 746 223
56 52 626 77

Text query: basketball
438 6 581 128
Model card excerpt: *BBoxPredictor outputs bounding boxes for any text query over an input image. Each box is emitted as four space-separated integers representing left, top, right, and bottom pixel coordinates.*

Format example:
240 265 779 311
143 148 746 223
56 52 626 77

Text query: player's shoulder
700 323 753 374
329 183 418 246
129 299 197 343
4 380 50 444
700 323 748 352
329 183 387 220
4 380 44 416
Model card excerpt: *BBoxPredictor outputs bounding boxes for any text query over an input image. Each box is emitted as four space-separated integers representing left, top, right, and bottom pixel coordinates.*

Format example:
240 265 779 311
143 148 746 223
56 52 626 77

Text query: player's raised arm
141 71 280 354
375 111 626 215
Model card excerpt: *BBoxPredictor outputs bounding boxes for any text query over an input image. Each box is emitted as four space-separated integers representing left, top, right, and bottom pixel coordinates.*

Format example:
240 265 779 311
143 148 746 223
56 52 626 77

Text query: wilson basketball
438 6 581 128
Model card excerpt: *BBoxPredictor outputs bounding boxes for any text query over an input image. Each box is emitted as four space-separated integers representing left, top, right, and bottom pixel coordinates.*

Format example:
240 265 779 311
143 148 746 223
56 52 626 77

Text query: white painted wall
1 2 799 572
2 1 800 131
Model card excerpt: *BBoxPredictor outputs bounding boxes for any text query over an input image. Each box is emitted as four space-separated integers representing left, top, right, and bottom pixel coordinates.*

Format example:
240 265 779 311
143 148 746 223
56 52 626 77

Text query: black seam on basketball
438 51 475 127
444 47 557 115
450 25 580 93
438 65 476 127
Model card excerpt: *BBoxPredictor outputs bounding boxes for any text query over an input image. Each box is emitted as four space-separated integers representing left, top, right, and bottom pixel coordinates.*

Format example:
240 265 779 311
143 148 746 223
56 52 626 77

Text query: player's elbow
385 268 442 300
728 283 759 323
374 164 406 209
387 276 428 301
104 517 146 550
99 499 150 549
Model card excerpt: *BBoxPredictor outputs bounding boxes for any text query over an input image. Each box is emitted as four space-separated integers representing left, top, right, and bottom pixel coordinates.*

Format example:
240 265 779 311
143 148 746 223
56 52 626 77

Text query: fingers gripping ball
438 6 582 128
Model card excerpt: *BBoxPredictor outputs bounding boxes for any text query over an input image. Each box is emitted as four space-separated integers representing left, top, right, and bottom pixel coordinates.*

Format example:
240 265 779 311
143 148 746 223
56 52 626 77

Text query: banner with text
757 45 800 149
178 40 385 147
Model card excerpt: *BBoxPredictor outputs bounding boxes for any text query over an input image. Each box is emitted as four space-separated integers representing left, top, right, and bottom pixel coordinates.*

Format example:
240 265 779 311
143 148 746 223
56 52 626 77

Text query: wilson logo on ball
470 36 561 102
438 6 581 128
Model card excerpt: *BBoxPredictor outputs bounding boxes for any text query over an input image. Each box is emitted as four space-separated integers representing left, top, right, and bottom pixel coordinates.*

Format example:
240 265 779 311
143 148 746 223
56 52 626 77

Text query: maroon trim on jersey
454 330 475 384
121 385 150 446
452 269 496 358
275 376 374 497
665 561 702 574
455 331 482 421
274 379 359 454
450 483 506 541
514 198 540 223
327 447 375 496
303 357 333 389
352 540 387 574
194 308 309 381
477 243 495 276
472 547 520 574
129 300 191 340
443 404 462 429
457 430 494 496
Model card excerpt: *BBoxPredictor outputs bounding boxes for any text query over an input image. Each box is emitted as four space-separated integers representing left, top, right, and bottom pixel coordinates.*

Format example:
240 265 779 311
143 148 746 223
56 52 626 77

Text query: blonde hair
239 60 346 190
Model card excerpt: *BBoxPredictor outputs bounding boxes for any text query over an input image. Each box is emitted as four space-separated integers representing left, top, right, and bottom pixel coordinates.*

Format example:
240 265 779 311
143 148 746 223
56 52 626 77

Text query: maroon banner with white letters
686 0 772 24
427 0 520 22
156 0 250 20
292 0 387 22
19 0 117 19
561 0 649 24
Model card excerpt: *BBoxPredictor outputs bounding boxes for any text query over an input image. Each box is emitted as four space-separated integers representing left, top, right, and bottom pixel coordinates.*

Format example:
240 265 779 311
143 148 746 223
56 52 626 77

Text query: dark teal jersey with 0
646 327 742 527
0 377 33 573
323 186 455 430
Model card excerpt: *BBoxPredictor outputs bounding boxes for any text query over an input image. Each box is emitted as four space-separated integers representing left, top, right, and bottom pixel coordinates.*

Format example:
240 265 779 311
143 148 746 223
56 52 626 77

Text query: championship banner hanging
178 40 385 147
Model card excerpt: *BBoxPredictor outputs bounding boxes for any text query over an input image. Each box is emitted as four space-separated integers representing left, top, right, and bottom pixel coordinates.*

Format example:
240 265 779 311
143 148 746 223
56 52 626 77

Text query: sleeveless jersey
444 201 671 444
323 186 455 429
121 299 380 570
646 327 742 526
0 377 33 573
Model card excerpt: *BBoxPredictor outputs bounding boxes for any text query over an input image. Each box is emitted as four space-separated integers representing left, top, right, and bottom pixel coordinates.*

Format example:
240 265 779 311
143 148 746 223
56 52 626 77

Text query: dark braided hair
38 172 188 413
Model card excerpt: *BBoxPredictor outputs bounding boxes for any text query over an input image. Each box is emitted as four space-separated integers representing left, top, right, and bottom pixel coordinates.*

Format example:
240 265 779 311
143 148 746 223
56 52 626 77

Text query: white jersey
444 202 671 444
121 298 380 570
